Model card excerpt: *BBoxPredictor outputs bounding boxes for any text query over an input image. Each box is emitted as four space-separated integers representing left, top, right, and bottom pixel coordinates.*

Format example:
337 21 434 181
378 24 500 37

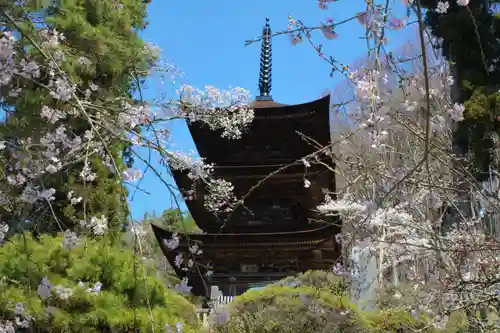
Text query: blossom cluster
176 84 255 139
163 232 212 296
0 21 251 245
263 0 500 325
314 33 495 330
436 0 469 14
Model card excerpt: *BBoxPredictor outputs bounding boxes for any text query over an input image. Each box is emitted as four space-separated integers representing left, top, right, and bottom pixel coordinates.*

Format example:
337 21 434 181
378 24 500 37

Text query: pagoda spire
257 17 272 101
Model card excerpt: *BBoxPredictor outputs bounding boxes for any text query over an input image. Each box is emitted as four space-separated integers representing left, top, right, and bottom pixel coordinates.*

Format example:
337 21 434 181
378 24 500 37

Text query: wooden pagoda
152 18 340 297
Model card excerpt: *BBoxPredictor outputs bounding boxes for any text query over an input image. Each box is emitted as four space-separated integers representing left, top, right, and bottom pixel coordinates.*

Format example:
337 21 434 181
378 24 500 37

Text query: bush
375 281 468 332
274 269 348 296
0 233 199 332
207 270 464 333
208 284 368 333
365 308 438 333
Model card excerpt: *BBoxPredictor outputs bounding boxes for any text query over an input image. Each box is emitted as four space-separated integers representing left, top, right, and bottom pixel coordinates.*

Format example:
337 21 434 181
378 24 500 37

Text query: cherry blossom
61 230 80 250
174 277 192 295
85 282 102 295
165 233 180 250
3 0 499 330
37 277 54 300
436 1 450 14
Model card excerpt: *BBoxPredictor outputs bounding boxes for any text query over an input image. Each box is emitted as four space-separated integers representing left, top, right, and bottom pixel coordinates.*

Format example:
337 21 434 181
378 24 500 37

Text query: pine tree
420 0 500 179
0 0 155 235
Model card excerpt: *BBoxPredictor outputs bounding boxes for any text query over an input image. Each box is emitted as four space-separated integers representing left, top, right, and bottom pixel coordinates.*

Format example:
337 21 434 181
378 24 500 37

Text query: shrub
274 269 348 296
207 270 464 333
365 308 437 333
208 285 368 333
0 233 199 332
375 281 469 332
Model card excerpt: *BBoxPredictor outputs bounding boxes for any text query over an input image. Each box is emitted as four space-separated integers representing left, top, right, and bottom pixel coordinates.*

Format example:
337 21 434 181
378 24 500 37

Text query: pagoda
152 18 340 297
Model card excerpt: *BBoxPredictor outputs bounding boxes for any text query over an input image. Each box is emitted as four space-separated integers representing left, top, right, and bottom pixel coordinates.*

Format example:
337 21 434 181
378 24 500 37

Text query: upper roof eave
151 222 337 242
248 94 330 111
248 99 287 109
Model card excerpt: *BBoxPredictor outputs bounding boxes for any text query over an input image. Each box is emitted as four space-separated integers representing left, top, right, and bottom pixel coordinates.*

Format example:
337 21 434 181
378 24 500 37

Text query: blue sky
128 0 413 219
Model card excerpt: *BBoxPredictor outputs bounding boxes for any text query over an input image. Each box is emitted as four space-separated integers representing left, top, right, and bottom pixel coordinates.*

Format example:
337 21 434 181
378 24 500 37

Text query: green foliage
47 0 151 91
0 233 199 332
365 308 437 333
144 209 202 234
375 281 469 333
0 0 156 235
376 280 432 311
372 308 471 333
208 270 466 333
209 284 368 333
419 0 500 175
273 269 348 296
444 312 469 333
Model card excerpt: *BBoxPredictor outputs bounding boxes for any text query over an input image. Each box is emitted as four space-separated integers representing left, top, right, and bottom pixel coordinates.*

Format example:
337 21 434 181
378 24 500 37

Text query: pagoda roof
151 222 338 296
151 222 337 248
248 99 287 109
199 94 329 122
172 93 335 233
186 94 331 166
170 161 336 233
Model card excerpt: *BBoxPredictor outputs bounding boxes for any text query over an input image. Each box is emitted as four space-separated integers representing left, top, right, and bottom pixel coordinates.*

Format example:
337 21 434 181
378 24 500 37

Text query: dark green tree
420 0 500 179
0 0 155 236
147 209 201 234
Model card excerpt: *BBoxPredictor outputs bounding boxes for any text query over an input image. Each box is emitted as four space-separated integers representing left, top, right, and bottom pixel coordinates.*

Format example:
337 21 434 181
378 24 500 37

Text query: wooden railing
211 295 235 312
